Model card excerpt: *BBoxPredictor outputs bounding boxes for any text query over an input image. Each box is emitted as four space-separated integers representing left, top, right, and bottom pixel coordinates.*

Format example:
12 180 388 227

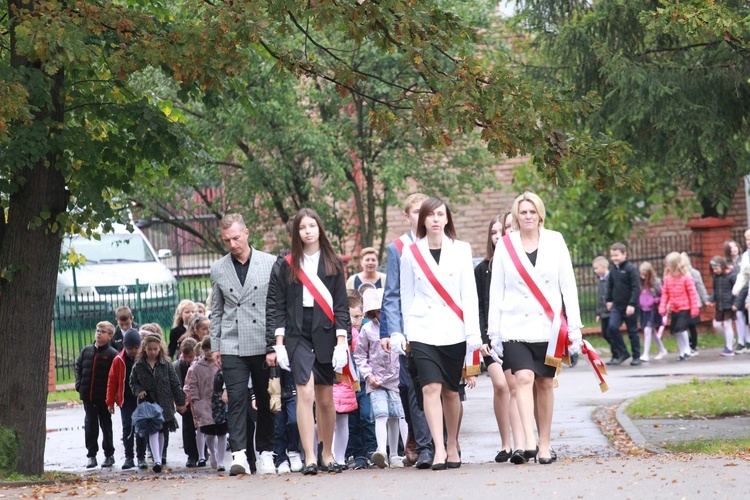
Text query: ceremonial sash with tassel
285 254 360 390
408 243 481 377
500 235 608 392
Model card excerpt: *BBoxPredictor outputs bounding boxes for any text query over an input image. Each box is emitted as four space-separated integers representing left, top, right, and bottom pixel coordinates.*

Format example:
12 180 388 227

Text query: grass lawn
625 377 750 419
47 389 79 404
665 439 750 454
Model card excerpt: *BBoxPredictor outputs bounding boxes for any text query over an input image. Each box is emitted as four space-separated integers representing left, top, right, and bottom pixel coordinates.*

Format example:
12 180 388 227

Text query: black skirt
200 422 228 436
502 341 556 378
670 310 691 333
289 307 335 386
409 341 465 392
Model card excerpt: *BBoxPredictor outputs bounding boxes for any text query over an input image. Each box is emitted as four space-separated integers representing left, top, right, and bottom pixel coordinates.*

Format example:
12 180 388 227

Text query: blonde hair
96 321 115 335
404 193 428 213
138 334 169 361
592 255 609 267
173 299 196 328
139 323 163 336
511 191 546 230
664 252 689 277
220 213 246 230
359 247 377 258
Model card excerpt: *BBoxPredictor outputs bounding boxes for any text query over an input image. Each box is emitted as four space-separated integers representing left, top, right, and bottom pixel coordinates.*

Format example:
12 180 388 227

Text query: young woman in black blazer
271 208 350 475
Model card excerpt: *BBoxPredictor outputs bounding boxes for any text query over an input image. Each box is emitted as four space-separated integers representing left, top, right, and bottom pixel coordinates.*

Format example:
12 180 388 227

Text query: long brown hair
484 213 506 262
288 208 342 282
416 198 458 240
639 262 657 293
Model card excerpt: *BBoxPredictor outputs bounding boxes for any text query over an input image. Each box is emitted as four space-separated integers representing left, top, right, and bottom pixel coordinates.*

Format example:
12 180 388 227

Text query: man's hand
266 351 277 367
176 405 187 414
108 405 115 414
138 391 147 399
625 305 635 316
214 350 222 369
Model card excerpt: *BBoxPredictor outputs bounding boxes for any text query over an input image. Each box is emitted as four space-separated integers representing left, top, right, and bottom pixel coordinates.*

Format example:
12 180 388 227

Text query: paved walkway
5 346 745 498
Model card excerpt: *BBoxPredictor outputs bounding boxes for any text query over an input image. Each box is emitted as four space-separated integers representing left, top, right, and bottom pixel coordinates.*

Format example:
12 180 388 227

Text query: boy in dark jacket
593 256 616 361
106 327 145 470
76 321 118 468
605 243 642 366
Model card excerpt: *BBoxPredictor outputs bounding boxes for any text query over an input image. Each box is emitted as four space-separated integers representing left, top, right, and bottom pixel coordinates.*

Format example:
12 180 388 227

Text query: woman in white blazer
400 198 481 471
487 192 583 465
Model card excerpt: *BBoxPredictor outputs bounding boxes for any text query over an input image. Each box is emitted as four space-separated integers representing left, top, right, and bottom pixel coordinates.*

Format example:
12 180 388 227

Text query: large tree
513 0 750 223
1 0 628 474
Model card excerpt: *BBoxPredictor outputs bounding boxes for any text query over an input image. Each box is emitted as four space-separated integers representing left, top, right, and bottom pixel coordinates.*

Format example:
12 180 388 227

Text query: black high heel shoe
509 446 538 465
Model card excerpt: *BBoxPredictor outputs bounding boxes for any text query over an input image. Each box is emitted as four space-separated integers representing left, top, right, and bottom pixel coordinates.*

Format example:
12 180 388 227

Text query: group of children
76 302 229 473
593 234 750 364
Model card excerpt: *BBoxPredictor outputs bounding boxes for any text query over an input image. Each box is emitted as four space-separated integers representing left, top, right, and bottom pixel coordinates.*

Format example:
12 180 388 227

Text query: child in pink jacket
659 252 700 361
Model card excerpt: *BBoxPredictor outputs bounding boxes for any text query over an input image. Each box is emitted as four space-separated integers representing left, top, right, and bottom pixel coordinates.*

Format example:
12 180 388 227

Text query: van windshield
70 234 156 264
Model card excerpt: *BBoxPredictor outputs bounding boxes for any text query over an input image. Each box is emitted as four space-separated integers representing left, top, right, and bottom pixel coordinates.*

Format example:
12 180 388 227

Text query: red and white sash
408 242 481 377
501 235 608 392
393 233 412 255
285 254 360 390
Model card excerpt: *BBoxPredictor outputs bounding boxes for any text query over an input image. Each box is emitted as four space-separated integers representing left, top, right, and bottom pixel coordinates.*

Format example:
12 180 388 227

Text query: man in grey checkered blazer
210 213 277 476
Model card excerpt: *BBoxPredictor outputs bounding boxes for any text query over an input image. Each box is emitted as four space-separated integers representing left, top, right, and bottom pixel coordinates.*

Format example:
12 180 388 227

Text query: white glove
273 345 291 371
490 337 504 364
332 344 348 373
466 334 482 353
568 329 583 357
390 332 407 356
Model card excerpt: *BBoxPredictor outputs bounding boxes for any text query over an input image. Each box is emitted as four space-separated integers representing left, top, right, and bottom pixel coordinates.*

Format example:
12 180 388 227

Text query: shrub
0 426 19 475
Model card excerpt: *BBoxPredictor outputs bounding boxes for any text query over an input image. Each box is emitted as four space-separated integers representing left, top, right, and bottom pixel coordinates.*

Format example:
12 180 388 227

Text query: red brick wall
635 183 748 239
384 156 525 257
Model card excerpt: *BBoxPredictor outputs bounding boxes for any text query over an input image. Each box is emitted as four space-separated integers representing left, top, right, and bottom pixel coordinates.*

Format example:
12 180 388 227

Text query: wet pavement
42 346 750 477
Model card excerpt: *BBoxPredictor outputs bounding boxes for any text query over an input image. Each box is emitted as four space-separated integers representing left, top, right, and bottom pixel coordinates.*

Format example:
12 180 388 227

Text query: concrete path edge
615 398 667 454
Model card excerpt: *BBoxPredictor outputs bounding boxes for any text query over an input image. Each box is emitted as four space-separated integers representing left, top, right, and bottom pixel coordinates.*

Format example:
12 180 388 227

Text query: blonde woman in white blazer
487 192 583 465
400 198 481 471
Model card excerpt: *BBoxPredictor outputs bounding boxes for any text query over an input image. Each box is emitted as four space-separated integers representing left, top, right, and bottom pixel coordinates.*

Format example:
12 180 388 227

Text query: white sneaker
654 349 668 360
389 455 405 468
288 451 303 472
277 460 291 474
371 450 388 469
257 451 277 475
639 355 649 362
210 454 218 469
229 450 250 476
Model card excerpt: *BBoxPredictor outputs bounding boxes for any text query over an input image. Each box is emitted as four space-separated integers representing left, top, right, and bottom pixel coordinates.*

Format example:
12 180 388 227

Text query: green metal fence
53 279 211 383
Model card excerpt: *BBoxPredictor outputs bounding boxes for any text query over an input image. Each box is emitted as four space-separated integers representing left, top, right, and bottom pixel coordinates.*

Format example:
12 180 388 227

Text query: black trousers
181 405 199 461
223 354 275 454
83 399 114 458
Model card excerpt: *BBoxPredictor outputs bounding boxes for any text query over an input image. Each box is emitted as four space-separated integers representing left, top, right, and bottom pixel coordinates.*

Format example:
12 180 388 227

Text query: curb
615 399 667 455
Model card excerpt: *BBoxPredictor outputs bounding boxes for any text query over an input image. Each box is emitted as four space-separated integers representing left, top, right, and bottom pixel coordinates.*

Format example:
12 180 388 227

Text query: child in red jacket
106 328 146 470
659 252 700 361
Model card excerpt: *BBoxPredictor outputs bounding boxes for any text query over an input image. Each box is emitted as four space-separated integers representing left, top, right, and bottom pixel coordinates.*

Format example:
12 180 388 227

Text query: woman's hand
176 405 187 414
221 389 228 404
368 376 381 389
138 391 147 399
465 376 476 389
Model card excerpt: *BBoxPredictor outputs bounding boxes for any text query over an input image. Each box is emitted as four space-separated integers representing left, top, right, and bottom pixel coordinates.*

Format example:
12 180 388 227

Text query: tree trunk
2 0 69 473
0 162 68 475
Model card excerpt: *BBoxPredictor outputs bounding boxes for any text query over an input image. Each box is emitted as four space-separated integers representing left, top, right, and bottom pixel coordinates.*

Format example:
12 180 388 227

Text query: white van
56 224 177 310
